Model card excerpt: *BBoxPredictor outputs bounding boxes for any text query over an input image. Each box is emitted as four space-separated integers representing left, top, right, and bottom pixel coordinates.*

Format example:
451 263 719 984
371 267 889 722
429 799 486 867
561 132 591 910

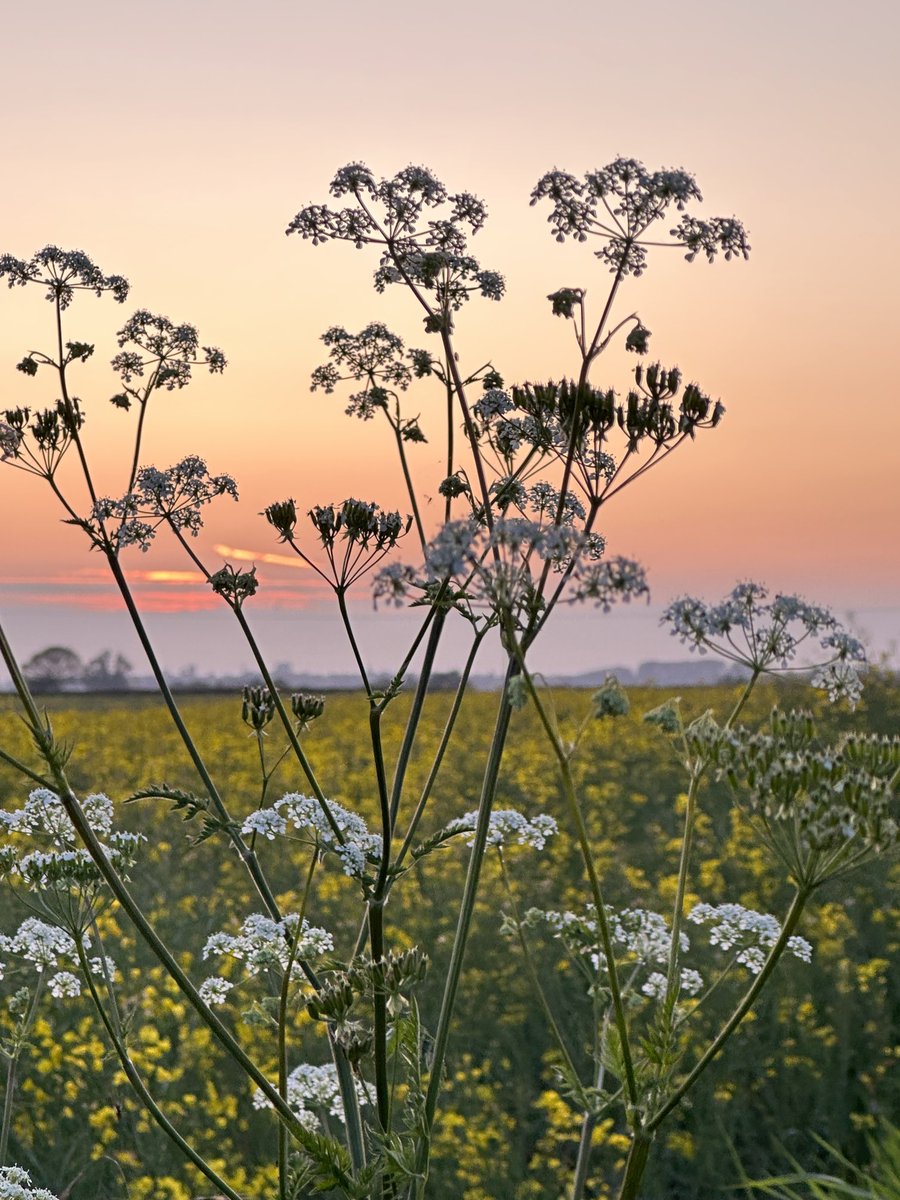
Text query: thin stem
392 422 425 549
393 627 487 872
418 660 516 1178
648 887 811 1131
337 587 372 696
497 850 582 1086
369 701 394 1138
0 975 45 1165
615 1130 655 1200
101 554 284 921
514 648 640 1112
571 1016 612 1200
0 745 53 789
55 301 99 510
388 609 447 826
663 770 701 1002
75 941 245 1200
164 528 343 844
664 668 761 1002
278 851 322 1195
0 1055 16 1166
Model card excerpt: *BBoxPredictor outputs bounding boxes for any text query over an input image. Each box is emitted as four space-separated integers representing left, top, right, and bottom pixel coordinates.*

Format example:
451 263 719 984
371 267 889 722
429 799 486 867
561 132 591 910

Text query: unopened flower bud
291 692 325 729
591 675 630 719
263 499 297 542
242 685 275 731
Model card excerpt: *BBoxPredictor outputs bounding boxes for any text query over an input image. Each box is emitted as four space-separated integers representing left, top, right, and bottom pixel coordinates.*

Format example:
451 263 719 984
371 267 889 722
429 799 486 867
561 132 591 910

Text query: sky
1 0 898 680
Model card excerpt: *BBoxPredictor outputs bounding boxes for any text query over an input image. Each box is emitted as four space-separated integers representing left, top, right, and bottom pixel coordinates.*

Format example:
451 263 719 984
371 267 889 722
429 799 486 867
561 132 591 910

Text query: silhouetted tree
83 650 133 690
22 646 83 693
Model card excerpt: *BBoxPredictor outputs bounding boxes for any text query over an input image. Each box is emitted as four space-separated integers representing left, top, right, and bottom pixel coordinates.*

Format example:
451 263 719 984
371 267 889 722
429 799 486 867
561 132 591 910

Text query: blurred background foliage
0 672 896 1199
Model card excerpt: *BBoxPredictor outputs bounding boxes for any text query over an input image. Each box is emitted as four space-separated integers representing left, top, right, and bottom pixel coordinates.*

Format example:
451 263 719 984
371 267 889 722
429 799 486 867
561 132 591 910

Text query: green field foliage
0 675 897 1200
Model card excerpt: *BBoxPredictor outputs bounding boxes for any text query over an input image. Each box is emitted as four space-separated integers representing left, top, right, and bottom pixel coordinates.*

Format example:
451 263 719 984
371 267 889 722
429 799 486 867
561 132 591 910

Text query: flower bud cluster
209 563 258 605
0 401 83 477
241 685 275 731
291 692 325 729
310 499 410 554
712 712 898 871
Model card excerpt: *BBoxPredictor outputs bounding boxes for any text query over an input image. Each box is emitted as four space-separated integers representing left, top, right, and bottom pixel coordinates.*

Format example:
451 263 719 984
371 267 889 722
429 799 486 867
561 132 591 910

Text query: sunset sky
1 0 897 680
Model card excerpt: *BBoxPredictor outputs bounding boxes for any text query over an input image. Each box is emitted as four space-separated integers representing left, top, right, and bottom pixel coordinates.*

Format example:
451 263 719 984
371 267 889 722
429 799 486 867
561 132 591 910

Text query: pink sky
1 0 898 677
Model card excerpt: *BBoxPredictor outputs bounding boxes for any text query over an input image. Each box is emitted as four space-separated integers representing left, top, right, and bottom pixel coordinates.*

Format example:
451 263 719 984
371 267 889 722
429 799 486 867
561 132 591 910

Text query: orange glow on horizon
213 545 309 569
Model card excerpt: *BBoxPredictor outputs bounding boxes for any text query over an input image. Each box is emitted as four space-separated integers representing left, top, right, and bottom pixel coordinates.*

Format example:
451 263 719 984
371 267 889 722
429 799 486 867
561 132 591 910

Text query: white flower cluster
198 975 234 1006
0 917 75 969
252 1062 367 1131
0 918 116 1000
688 903 812 974
539 905 685 967
446 808 558 851
0 789 113 840
0 1165 60 1200
642 969 704 1000
201 913 333 987
242 794 383 880
535 905 698 998
610 907 687 964
0 788 144 892
662 583 866 705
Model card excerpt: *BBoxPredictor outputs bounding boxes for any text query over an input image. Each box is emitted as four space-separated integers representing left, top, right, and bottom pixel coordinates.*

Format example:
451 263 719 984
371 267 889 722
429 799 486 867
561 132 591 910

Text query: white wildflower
0 1164 60 1200
642 968 705 1000
688 902 812 974
241 810 287 840
198 976 234 1005
273 793 382 879
48 971 81 999
448 808 558 850
0 918 76 970
252 1062 367 1130
202 913 333 975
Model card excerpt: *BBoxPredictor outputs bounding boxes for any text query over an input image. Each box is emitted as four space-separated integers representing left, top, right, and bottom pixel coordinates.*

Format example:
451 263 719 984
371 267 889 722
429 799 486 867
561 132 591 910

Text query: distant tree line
22 646 133 692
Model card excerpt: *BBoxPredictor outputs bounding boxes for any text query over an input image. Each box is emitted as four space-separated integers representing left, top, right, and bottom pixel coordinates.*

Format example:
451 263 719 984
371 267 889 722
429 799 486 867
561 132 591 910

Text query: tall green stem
389 609 447 826
394 627 487 872
417 661 516 1181
615 1130 654 1200
0 1055 15 1166
100 556 284 921
497 851 582 1087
